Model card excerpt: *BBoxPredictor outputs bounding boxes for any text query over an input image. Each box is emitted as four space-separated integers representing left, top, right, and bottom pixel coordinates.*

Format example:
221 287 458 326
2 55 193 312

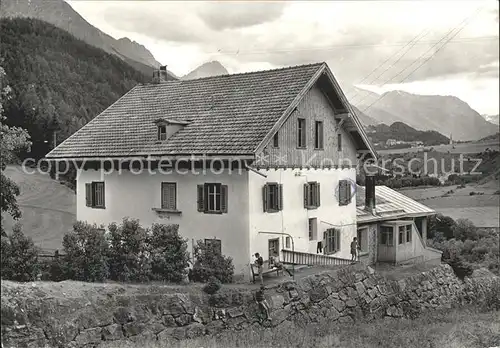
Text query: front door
268 238 279 259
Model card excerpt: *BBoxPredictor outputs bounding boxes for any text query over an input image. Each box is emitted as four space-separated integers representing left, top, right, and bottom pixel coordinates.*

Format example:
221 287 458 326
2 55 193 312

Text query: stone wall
2 264 498 348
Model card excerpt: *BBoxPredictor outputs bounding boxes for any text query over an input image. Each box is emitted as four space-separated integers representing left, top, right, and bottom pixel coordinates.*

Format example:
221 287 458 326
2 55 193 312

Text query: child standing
255 285 270 320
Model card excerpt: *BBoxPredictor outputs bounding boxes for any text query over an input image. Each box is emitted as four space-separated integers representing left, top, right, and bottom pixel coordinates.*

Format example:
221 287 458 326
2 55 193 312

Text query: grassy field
99 307 500 348
399 180 500 227
2 165 76 251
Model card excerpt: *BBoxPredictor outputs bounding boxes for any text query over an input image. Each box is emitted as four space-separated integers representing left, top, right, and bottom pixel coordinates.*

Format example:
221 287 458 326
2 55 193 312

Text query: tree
0 65 32 236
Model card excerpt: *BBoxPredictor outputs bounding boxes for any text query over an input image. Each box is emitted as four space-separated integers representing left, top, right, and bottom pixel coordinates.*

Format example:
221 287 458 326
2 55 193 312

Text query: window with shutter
161 182 177 210
263 183 282 213
324 228 340 254
86 182 105 209
199 183 227 214
338 180 351 206
304 182 320 209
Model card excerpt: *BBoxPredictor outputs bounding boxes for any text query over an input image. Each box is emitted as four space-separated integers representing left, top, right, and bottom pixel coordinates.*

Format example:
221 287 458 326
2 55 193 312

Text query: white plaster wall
248 167 357 264
76 168 250 276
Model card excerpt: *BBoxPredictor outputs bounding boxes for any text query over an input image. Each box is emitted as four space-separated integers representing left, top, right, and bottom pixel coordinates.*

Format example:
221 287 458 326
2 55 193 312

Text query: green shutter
316 183 321 207
85 183 92 207
278 184 283 211
323 230 328 254
262 184 268 212
303 183 309 208
197 185 204 212
221 185 228 213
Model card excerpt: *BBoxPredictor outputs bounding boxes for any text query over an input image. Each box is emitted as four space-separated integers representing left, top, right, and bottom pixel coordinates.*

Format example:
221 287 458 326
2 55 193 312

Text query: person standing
254 252 264 285
350 237 358 263
255 285 271 321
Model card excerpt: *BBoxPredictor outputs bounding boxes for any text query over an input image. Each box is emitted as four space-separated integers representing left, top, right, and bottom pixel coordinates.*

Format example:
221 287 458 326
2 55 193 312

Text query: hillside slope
2 166 76 251
367 122 449 146
0 0 176 80
0 17 149 158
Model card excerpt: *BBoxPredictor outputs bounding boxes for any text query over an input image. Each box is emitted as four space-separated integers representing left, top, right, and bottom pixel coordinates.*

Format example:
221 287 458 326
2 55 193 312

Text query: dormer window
154 118 191 142
158 125 167 141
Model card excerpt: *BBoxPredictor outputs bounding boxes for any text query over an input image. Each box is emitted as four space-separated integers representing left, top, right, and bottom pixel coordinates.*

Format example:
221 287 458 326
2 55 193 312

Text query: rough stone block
101 324 123 341
330 299 346 312
175 314 191 326
345 299 357 308
338 316 354 324
123 322 146 337
354 282 366 296
74 327 102 346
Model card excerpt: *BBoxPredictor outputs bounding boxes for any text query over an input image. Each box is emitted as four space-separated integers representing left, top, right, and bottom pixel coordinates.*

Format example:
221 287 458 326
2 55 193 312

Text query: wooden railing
281 249 354 267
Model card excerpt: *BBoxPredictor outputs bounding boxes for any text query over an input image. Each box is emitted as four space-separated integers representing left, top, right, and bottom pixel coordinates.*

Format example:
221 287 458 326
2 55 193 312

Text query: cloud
195 2 287 30
102 3 211 43
70 0 499 86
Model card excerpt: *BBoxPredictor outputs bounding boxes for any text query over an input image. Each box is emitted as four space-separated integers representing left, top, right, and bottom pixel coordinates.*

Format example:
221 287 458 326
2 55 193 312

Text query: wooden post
422 217 428 245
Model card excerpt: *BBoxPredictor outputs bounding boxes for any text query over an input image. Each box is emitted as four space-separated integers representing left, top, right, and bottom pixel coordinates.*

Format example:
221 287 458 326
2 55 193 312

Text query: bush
428 214 456 240
149 223 190 282
62 221 109 282
189 239 234 283
203 275 222 294
107 218 151 282
0 224 40 281
453 219 478 241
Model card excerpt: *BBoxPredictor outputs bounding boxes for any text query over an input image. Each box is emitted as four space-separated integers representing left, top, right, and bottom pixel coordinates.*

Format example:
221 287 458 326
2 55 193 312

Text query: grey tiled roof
47 63 325 158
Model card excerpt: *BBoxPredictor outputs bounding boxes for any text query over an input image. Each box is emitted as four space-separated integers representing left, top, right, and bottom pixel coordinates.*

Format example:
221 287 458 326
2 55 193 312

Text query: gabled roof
46 62 376 159
356 185 436 224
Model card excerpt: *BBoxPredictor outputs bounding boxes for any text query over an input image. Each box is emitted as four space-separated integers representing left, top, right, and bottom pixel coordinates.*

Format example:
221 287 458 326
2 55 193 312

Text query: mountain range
179 62 497 141
0 0 178 80
1 0 498 142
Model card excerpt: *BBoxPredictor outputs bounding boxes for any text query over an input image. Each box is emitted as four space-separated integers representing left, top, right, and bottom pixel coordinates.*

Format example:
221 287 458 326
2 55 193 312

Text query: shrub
428 214 456 240
46 250 66 281
0 224 40 281
62 221 109 282
107 218 151 282
149 223 190 282
203 275 222 294
189 239 234 283
445 253 473 280
453 219 478 241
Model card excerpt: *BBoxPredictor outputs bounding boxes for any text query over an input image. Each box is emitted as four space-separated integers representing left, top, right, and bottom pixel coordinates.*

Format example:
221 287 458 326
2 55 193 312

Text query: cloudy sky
69 0 499 115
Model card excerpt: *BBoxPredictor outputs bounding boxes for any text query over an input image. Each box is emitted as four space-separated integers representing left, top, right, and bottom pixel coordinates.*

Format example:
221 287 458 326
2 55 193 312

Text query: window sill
306 206 319 210
152 208 182 215
88 206 106 209
265 209 282 214
202 211 225 215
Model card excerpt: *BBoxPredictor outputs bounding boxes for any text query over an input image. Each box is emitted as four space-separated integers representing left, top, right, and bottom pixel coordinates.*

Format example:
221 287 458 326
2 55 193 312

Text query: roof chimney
365 174 376 214
152 65 168 83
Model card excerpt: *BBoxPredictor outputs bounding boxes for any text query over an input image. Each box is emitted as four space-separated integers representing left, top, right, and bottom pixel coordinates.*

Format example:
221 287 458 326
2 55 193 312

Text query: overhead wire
359 5 485 113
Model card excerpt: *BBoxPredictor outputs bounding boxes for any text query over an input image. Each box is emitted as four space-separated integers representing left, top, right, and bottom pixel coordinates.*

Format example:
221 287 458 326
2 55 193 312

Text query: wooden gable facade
254 82 358 168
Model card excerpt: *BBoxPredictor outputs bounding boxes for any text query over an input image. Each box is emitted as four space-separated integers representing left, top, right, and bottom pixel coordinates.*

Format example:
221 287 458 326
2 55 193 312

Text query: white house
355 178 442 266
46 63 378 279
